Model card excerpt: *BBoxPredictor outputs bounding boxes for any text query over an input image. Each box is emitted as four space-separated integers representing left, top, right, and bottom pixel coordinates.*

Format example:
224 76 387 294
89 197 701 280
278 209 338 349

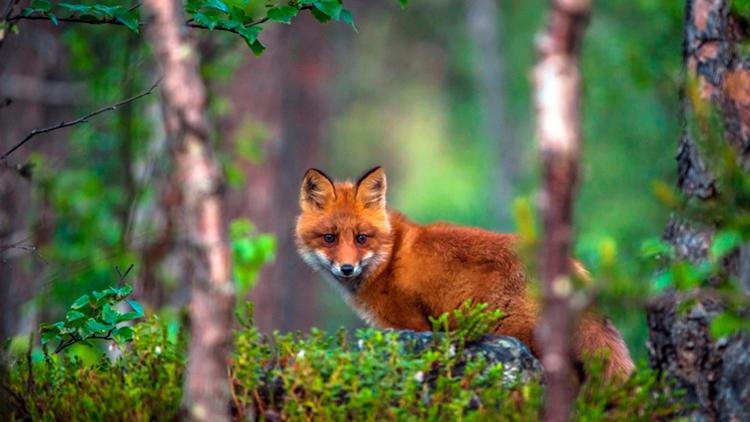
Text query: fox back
294 166 634 379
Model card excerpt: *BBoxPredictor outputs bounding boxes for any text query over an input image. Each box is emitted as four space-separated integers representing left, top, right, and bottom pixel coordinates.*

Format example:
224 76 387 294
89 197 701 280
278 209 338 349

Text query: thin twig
0 79 160 161
116 263 135 286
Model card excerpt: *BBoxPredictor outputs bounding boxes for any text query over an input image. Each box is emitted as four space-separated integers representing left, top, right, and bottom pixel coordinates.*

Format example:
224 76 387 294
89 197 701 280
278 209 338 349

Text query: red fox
295 166 634 379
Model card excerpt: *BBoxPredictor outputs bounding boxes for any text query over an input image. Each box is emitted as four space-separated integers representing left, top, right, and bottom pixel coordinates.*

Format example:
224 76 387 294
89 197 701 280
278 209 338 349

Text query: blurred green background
0 0 684 362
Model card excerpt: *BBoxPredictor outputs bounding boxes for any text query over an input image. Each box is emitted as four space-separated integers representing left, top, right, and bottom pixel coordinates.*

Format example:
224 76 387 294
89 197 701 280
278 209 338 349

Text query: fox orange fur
295 166 634 379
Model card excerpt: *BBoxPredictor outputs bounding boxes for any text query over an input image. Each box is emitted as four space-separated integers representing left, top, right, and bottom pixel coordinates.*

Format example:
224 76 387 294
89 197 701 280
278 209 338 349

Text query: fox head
295 166 392 291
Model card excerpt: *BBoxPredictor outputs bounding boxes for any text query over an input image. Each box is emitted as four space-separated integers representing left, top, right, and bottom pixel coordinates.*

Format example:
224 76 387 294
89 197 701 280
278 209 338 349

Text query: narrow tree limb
533 1 591 421
0 79 160 161
6 5 313 37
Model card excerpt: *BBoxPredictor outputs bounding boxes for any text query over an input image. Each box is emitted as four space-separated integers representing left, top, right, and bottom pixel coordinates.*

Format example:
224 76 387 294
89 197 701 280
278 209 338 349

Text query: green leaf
313 0 342 20
71 294 90 310
398 0 408 9
192 11 220 30
267 6 299 24
30 0 52 13
117 312 141 323
641 238 672 258
93 288 116 304
710 312 746 338
113 326 135 344
40 331 61 345
49 13 59 25
340 9 356 32
102 304 118 325
92 4 121 17
66 310 86 322
237 25 262 44
115 12 139 33
58 2 92 13
310 6 331 23
39 322 62 335
710 230 742 261
203 0 229 13
127 299 144 316
86 320 113 332
249 39 266 56
115 285 133 298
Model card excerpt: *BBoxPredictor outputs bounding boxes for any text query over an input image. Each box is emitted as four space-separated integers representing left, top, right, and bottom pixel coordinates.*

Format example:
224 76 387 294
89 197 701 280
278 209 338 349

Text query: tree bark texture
466 0 518 229
647 1 750 420
533 1 591 421
143 1 234 421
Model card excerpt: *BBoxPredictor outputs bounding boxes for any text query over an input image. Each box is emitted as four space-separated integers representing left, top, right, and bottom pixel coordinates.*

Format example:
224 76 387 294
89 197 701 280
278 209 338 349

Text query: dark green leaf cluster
17 0 379 55
39 285 144 353
24 0 140 31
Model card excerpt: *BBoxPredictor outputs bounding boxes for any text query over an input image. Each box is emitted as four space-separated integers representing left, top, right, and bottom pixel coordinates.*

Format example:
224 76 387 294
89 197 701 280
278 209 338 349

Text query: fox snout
332 262 362 279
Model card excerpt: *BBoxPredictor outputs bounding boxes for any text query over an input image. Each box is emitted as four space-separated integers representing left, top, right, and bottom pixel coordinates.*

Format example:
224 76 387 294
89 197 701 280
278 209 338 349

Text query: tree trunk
466 0 518 229
647 1 750 420
533 1 591 421
245 15 330 333
143 1 234 420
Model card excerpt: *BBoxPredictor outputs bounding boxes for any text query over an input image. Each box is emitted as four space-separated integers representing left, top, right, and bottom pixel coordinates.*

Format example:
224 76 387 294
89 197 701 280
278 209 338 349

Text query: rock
385 329 544 385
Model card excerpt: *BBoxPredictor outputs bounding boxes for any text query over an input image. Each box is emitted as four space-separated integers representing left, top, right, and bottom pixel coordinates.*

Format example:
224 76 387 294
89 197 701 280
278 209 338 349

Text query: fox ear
355 166 387 209
300 168 336 211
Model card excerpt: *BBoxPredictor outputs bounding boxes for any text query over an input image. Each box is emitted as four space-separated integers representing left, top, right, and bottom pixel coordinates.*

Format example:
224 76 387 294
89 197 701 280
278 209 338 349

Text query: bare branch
0 79 160 161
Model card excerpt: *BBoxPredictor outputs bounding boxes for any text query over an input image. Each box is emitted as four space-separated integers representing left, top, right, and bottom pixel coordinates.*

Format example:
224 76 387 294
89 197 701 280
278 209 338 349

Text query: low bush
2 301 681 421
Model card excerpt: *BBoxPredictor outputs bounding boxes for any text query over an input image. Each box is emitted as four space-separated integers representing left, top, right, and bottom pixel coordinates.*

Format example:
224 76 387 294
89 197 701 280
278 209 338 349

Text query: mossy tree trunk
647 1 750 420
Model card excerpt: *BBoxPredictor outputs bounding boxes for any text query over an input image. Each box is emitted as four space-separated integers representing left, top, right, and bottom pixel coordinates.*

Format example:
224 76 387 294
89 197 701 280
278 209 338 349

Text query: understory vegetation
2 300 680 421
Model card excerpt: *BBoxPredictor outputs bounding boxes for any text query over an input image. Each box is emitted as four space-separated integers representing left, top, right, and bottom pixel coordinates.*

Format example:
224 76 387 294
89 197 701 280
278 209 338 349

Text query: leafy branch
4 0 375 55
0 79 160 161
40 269 145 354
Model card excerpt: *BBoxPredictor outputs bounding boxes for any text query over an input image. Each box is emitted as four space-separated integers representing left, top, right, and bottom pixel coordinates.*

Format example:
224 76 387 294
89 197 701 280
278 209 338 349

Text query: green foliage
6 318 183 421
5 302 679 421
229 218 275 298
39 284 144 353
17 0 382 54
230 305 676 421
429 300 504 345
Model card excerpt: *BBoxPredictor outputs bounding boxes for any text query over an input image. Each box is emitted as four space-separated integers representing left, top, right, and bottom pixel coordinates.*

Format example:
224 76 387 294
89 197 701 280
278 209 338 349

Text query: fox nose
340 264 354 276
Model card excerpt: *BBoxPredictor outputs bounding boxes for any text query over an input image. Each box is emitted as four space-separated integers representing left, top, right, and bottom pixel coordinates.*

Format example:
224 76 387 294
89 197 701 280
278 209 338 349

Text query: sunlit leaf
267 6 299 24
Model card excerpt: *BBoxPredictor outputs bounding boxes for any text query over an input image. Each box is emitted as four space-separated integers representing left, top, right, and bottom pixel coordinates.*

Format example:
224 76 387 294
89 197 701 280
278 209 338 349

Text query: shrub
2 301 681 421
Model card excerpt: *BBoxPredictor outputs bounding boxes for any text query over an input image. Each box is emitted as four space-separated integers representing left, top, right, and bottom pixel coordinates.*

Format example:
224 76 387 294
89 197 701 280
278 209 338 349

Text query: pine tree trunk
533 1 591 421
647 1 750 420
143 1 234 420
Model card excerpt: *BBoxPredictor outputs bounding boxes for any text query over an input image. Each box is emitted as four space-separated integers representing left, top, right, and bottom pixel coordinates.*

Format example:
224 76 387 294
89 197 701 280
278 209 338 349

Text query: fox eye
356 234 368 245
323 233 336 244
